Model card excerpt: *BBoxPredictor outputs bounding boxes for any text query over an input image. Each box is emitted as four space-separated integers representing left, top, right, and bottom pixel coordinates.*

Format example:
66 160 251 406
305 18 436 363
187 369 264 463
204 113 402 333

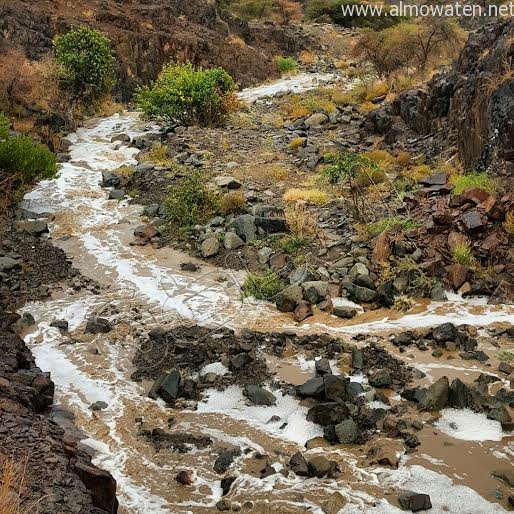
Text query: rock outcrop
369 19 514 171
0 0 309 99
0 311 119 513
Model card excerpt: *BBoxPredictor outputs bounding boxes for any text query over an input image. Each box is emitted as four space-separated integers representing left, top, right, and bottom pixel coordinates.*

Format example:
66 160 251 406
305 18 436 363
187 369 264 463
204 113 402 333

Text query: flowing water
19 76 514 513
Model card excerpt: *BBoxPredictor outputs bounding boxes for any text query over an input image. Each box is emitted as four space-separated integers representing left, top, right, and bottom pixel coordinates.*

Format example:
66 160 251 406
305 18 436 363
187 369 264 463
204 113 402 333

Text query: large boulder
418 376 449 411
226 214 257 242
335 418 359 444
302 281 329 304
275 285 303 313
244 385 276 406
307 403 349 426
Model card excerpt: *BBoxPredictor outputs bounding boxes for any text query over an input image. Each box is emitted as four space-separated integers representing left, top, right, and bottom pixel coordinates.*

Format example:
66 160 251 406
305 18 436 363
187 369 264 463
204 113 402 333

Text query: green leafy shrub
276 56 298 74
54 26 115 102
164 170 219 229
0 134 57 184
241 271 284 301
0 113 9 139
451 172 497 195
324 152 382 185
366 216 421 238
135 63 237 127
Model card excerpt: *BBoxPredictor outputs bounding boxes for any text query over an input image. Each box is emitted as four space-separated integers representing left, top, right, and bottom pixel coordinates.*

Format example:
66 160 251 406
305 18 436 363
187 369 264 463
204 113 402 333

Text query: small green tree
135 63 237 127
54 26 115 102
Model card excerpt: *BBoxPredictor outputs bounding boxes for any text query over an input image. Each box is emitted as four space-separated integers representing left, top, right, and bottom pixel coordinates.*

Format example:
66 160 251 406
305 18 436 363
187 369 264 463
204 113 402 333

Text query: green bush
135 63 236 127
0 113 10 139
324 152 382 185
0 134 57 184
452 172 497 195
54 26 115 102
241 271 284 301
276 56 298 74
164 170 219 229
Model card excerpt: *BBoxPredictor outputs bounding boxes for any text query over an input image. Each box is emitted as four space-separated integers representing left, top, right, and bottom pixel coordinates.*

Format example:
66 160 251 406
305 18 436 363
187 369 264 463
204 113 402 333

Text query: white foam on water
196 385 323 445
237 72 337 103
434 409 504 442
199 362 229 376
377 465 508 514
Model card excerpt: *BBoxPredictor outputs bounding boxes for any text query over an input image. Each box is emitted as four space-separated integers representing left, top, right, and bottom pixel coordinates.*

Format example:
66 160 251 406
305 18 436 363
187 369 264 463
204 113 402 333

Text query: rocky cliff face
0 0 307 99
0 311 118 513
371 20 514 173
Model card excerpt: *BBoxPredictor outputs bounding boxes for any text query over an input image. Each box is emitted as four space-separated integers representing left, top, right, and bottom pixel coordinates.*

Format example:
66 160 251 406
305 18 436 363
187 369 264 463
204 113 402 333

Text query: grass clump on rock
451 172 496 195
366 216 421 238
451 239 475 267
135 62 237 127
241 272 284 301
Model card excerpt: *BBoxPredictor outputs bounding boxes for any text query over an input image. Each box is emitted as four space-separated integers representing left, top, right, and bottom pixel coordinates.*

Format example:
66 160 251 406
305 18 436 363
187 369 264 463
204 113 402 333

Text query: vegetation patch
283 188 329 205
451 172 497 195
135 62 237 127
55 26 115 103
276 56 298 74
366 216 421 238
220 190 246 215
164 170 219 230
241 271 284 301
451 239 475 267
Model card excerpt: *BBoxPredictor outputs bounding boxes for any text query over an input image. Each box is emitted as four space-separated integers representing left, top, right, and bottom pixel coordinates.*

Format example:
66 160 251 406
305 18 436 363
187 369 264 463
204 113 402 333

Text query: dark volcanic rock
214 448 242 474
398 492 432 512
244 385 277 406
307 402 350 426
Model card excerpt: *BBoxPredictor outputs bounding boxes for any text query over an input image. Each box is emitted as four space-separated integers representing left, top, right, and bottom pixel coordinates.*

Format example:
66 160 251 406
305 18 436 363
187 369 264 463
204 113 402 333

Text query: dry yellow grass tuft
395 150 412 167
280 92 337 120
288 137 305 152
0 454 38 514
504 211 514 236
284 203 319 239
299 51 317 65
283 188 330 205
220 190 246 215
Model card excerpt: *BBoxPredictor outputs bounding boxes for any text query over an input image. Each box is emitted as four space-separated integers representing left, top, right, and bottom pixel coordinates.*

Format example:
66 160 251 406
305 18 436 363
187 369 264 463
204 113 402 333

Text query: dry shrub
272 0 303 25
359 101 379 113
288 137 305 152
0 454 38 514
285 203 319 239
280 92 337 120
503 211 514 237
220 190 246 214
299 51 317 65
395 150 412 166
283 188 330 205
265 164 289 181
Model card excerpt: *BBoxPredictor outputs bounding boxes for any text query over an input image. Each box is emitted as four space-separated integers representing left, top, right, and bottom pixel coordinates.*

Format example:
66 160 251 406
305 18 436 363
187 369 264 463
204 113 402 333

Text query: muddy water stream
19 76 514 513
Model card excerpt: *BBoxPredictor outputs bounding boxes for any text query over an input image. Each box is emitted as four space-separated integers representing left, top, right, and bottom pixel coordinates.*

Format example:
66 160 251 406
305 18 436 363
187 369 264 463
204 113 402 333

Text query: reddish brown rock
483 196 506 220
294 301 313 322
74 462 119 513
461 187 491 205
176 470 194 486
480 233 500 253
447 263 469 289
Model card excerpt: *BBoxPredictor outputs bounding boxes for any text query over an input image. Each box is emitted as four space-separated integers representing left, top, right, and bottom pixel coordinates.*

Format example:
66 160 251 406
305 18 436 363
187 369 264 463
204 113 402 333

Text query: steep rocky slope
370 19 514 173
0 0 307 99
